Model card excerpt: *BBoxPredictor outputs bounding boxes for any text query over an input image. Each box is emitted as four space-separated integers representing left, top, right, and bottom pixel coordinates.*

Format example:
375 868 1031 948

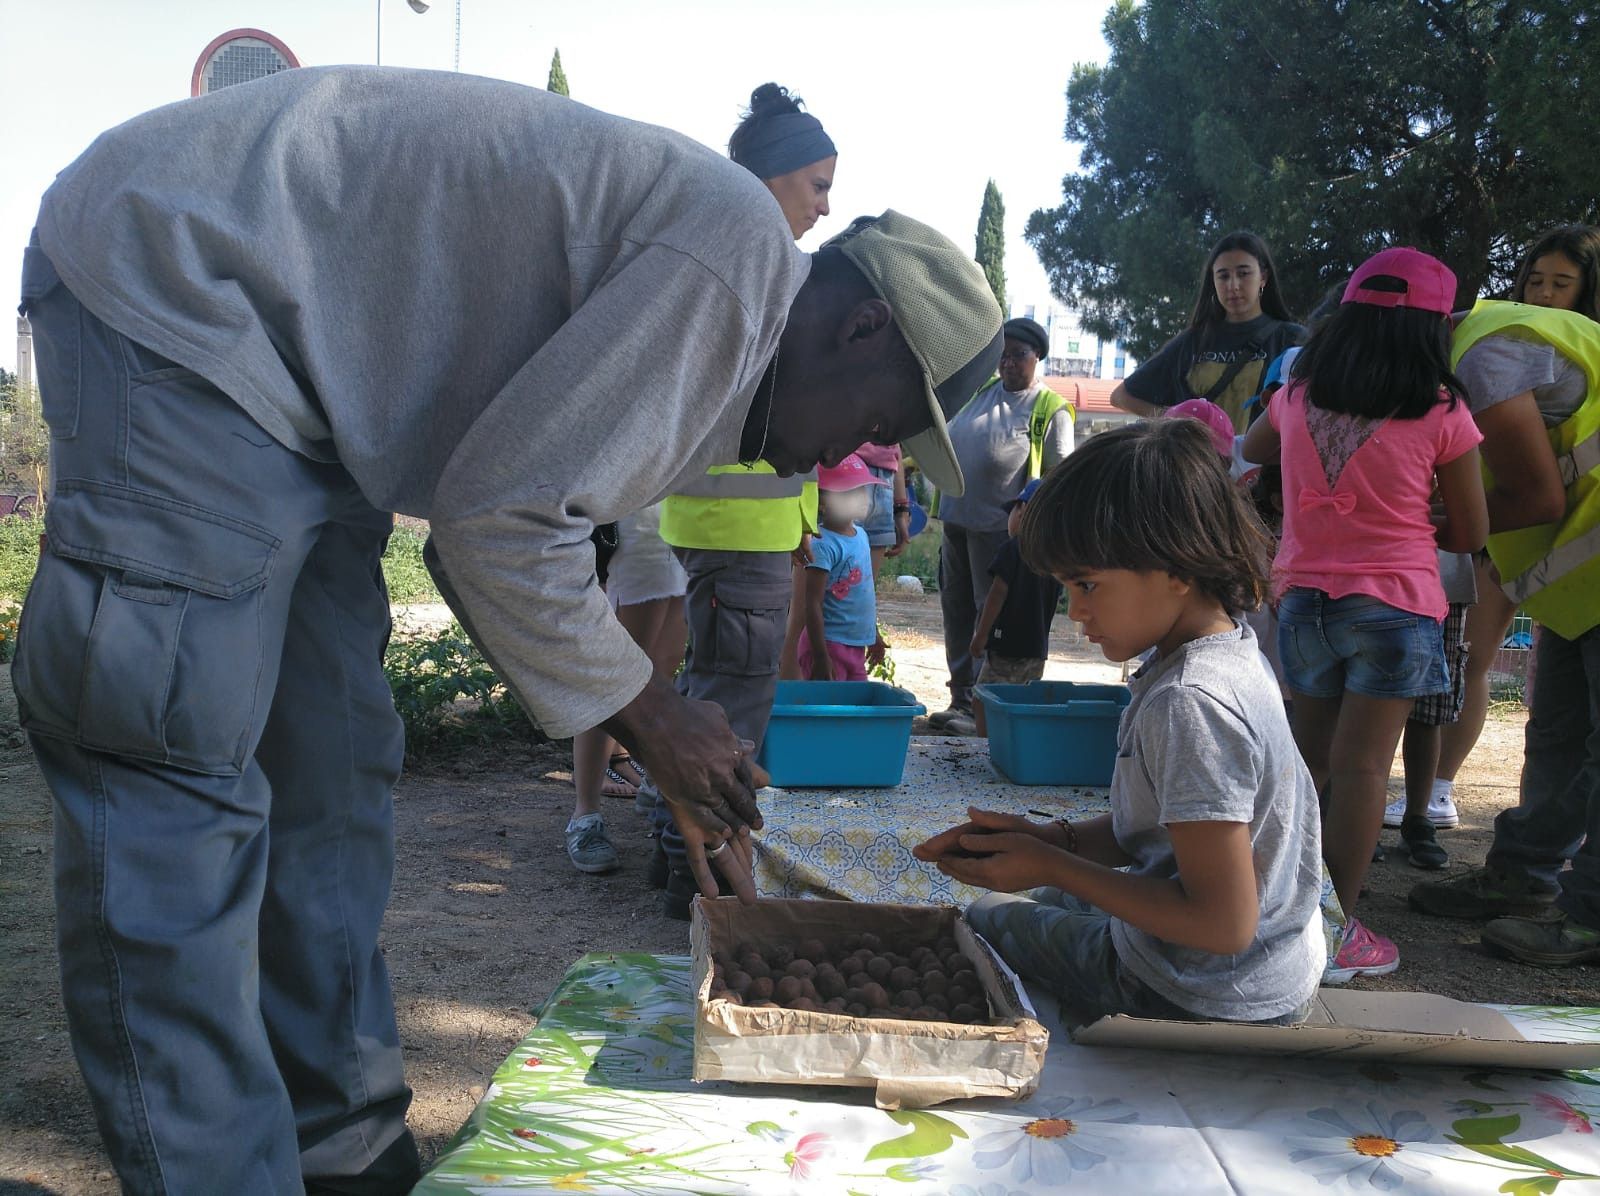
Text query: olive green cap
823 211 1004 497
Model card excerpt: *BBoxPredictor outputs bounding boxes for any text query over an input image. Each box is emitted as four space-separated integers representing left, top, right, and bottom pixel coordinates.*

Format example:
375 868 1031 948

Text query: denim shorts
861 464 898 547
1276 589 1448 700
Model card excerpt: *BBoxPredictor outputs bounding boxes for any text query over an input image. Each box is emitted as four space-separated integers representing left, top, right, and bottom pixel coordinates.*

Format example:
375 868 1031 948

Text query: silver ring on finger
706 840 730 858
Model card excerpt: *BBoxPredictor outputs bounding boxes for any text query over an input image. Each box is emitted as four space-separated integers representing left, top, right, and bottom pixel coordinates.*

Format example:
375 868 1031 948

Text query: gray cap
822 211 1004 497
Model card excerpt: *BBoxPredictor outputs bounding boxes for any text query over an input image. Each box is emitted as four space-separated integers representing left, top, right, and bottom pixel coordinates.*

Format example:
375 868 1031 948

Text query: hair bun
748 82 803 117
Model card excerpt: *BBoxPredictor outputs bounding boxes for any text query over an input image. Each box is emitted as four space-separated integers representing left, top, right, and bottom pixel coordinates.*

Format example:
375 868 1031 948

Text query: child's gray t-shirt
1108 622 1326 1020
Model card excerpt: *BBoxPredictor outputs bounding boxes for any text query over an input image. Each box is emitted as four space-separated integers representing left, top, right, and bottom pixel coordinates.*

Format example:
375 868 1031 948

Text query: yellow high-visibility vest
659 462 818 552
1452 300 1600 638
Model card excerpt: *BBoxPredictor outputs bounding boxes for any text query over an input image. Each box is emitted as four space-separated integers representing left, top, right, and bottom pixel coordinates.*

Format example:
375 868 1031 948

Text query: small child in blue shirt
799 453 888 681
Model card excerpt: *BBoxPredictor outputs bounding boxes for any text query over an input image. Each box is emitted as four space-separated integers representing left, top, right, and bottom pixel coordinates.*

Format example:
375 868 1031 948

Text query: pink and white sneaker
1323 917 1400 985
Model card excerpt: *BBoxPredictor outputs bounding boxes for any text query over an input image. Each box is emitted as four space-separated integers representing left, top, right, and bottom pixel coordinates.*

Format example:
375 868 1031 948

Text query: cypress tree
975 180 1007 313
547 49 569 97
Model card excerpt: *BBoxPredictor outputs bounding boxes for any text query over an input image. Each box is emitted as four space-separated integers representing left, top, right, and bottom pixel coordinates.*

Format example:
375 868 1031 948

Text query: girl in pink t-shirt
1242 247 1488 982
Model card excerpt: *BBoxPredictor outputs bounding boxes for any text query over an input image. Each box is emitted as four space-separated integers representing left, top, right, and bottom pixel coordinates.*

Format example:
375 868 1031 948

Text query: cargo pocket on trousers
709 575 790 677
12 481 280 775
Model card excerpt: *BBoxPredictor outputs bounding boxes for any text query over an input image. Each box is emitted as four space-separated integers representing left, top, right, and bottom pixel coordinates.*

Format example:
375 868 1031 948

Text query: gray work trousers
14 246 418 1194
937 522 1011 709
650 547 790 871
1488 623 1600 927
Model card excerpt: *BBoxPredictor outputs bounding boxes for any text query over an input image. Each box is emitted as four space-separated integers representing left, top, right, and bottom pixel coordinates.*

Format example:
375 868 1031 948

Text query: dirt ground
2 590 1597 1193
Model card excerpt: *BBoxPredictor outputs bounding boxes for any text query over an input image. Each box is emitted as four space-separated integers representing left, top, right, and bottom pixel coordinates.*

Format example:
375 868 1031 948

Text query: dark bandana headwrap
735 112 836 180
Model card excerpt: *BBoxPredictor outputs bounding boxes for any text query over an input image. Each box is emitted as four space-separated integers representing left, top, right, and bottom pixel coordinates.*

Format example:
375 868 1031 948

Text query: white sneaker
1382 792 1460 829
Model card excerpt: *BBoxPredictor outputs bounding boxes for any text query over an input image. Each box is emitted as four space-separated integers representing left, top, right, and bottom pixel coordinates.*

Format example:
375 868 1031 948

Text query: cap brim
901 324 1003 499
903 392 964 497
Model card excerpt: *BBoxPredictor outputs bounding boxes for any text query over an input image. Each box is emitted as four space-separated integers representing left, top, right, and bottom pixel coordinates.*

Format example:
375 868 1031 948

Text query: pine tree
975 180 1007 313
547 49 569 97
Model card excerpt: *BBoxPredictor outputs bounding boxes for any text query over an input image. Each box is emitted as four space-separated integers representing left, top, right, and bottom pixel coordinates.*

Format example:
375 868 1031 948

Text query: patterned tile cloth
752 737 1110 906
416 953 1600 1194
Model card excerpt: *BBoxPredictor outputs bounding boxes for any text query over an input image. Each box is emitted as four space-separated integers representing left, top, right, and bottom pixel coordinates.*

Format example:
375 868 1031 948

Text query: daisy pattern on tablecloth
1287 1103 1440 1188
970 1096 1139 1179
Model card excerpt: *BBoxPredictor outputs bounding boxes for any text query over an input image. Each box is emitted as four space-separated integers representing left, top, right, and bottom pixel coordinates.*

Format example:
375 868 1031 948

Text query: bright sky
0 0 1112 373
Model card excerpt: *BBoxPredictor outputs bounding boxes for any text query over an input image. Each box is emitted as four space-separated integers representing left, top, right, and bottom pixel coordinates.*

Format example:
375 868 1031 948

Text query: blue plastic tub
758 681 926 787
976 680 1131 785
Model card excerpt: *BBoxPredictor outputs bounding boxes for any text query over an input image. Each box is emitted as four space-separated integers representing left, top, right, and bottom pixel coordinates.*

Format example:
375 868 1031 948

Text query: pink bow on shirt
1298 488 1357 515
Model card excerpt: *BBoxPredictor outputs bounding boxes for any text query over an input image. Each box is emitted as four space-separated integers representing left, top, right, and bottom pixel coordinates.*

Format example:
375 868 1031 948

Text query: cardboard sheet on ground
415 953 1600 1194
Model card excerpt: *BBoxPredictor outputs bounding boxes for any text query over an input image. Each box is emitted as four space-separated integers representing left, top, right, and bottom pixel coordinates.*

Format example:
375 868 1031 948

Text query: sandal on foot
610 753 648 787
599 766 639 798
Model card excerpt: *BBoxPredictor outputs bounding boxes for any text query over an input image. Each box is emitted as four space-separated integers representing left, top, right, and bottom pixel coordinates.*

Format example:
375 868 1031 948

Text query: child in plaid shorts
1385 550 1477 868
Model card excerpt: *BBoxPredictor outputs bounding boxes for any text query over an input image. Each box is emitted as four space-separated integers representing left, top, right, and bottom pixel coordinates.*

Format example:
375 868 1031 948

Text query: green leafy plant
0 513 45 605
382 617 541 758
867 621 898 687
381 524 440 604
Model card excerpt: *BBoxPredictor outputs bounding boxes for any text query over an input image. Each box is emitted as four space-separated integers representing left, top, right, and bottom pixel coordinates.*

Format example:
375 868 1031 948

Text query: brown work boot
1408 866 1559 920
1481 911 1600 967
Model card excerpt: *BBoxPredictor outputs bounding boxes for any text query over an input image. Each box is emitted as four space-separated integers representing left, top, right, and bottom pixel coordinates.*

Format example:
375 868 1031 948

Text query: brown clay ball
789 996 822 1012
824 997 848 1013
726 970 753 996
742 956 772 981
923 992 949 1013
947 985 975 1008
748 976 775 1002
922 971 949 996
893 989 921 1009
816 971 847 999
865 957 893 983
860 933 882 952
768 945 795 969
951 1003 980 1022
774 976 804 1004
860 981 890 1009
798 938 828 963
845 1002 868 1018
785 958 816 980
888 966 919 992
912 1006 939 1020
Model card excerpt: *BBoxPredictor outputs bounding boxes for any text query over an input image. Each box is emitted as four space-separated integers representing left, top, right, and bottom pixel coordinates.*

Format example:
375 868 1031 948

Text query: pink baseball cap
1164 398 1235 458
1343 247 1457 315
817 453 890 492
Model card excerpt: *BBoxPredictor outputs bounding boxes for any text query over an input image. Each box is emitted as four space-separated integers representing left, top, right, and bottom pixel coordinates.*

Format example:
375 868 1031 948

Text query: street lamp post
375 0 431 66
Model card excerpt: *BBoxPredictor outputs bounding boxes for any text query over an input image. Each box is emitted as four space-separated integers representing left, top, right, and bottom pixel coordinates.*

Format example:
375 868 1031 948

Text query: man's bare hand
604 680 768 902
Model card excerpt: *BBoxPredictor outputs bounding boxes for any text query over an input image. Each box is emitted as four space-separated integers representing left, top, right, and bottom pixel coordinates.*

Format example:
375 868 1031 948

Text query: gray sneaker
565 815 620 874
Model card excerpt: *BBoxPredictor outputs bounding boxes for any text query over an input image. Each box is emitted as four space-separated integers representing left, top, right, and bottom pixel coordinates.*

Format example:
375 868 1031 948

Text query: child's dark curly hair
1019 420 1272 615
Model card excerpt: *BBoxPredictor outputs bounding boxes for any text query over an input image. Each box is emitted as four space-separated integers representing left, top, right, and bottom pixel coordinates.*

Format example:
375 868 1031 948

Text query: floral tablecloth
753 737 1110 906
415 953 1600 1195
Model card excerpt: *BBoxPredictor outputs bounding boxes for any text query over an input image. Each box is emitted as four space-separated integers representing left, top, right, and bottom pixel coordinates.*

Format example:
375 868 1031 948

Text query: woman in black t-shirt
1112 230 1305 433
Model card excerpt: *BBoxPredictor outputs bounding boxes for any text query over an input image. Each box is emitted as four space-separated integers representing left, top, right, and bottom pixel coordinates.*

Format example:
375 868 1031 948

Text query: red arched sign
191 28 300 97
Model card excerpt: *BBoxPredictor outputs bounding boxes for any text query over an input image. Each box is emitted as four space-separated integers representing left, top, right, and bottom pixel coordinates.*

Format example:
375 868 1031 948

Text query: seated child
968 478 1061 735
798 453 887 681
914 420 1327 1026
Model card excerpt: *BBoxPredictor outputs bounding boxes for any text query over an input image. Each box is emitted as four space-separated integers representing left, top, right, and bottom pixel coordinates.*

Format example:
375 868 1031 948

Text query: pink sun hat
817 453 890 491
1164 398 1236 459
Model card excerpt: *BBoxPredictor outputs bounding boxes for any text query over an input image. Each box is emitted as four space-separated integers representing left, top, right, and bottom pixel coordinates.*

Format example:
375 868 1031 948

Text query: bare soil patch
2 591 1595 1192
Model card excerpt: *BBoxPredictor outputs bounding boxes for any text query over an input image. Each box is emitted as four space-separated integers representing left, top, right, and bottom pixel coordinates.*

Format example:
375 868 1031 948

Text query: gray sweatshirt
34 66 809 738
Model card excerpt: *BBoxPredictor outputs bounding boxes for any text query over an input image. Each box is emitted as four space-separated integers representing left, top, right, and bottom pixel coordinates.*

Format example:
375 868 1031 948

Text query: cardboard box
1074 988 1600 1069
690 897 1049 1109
